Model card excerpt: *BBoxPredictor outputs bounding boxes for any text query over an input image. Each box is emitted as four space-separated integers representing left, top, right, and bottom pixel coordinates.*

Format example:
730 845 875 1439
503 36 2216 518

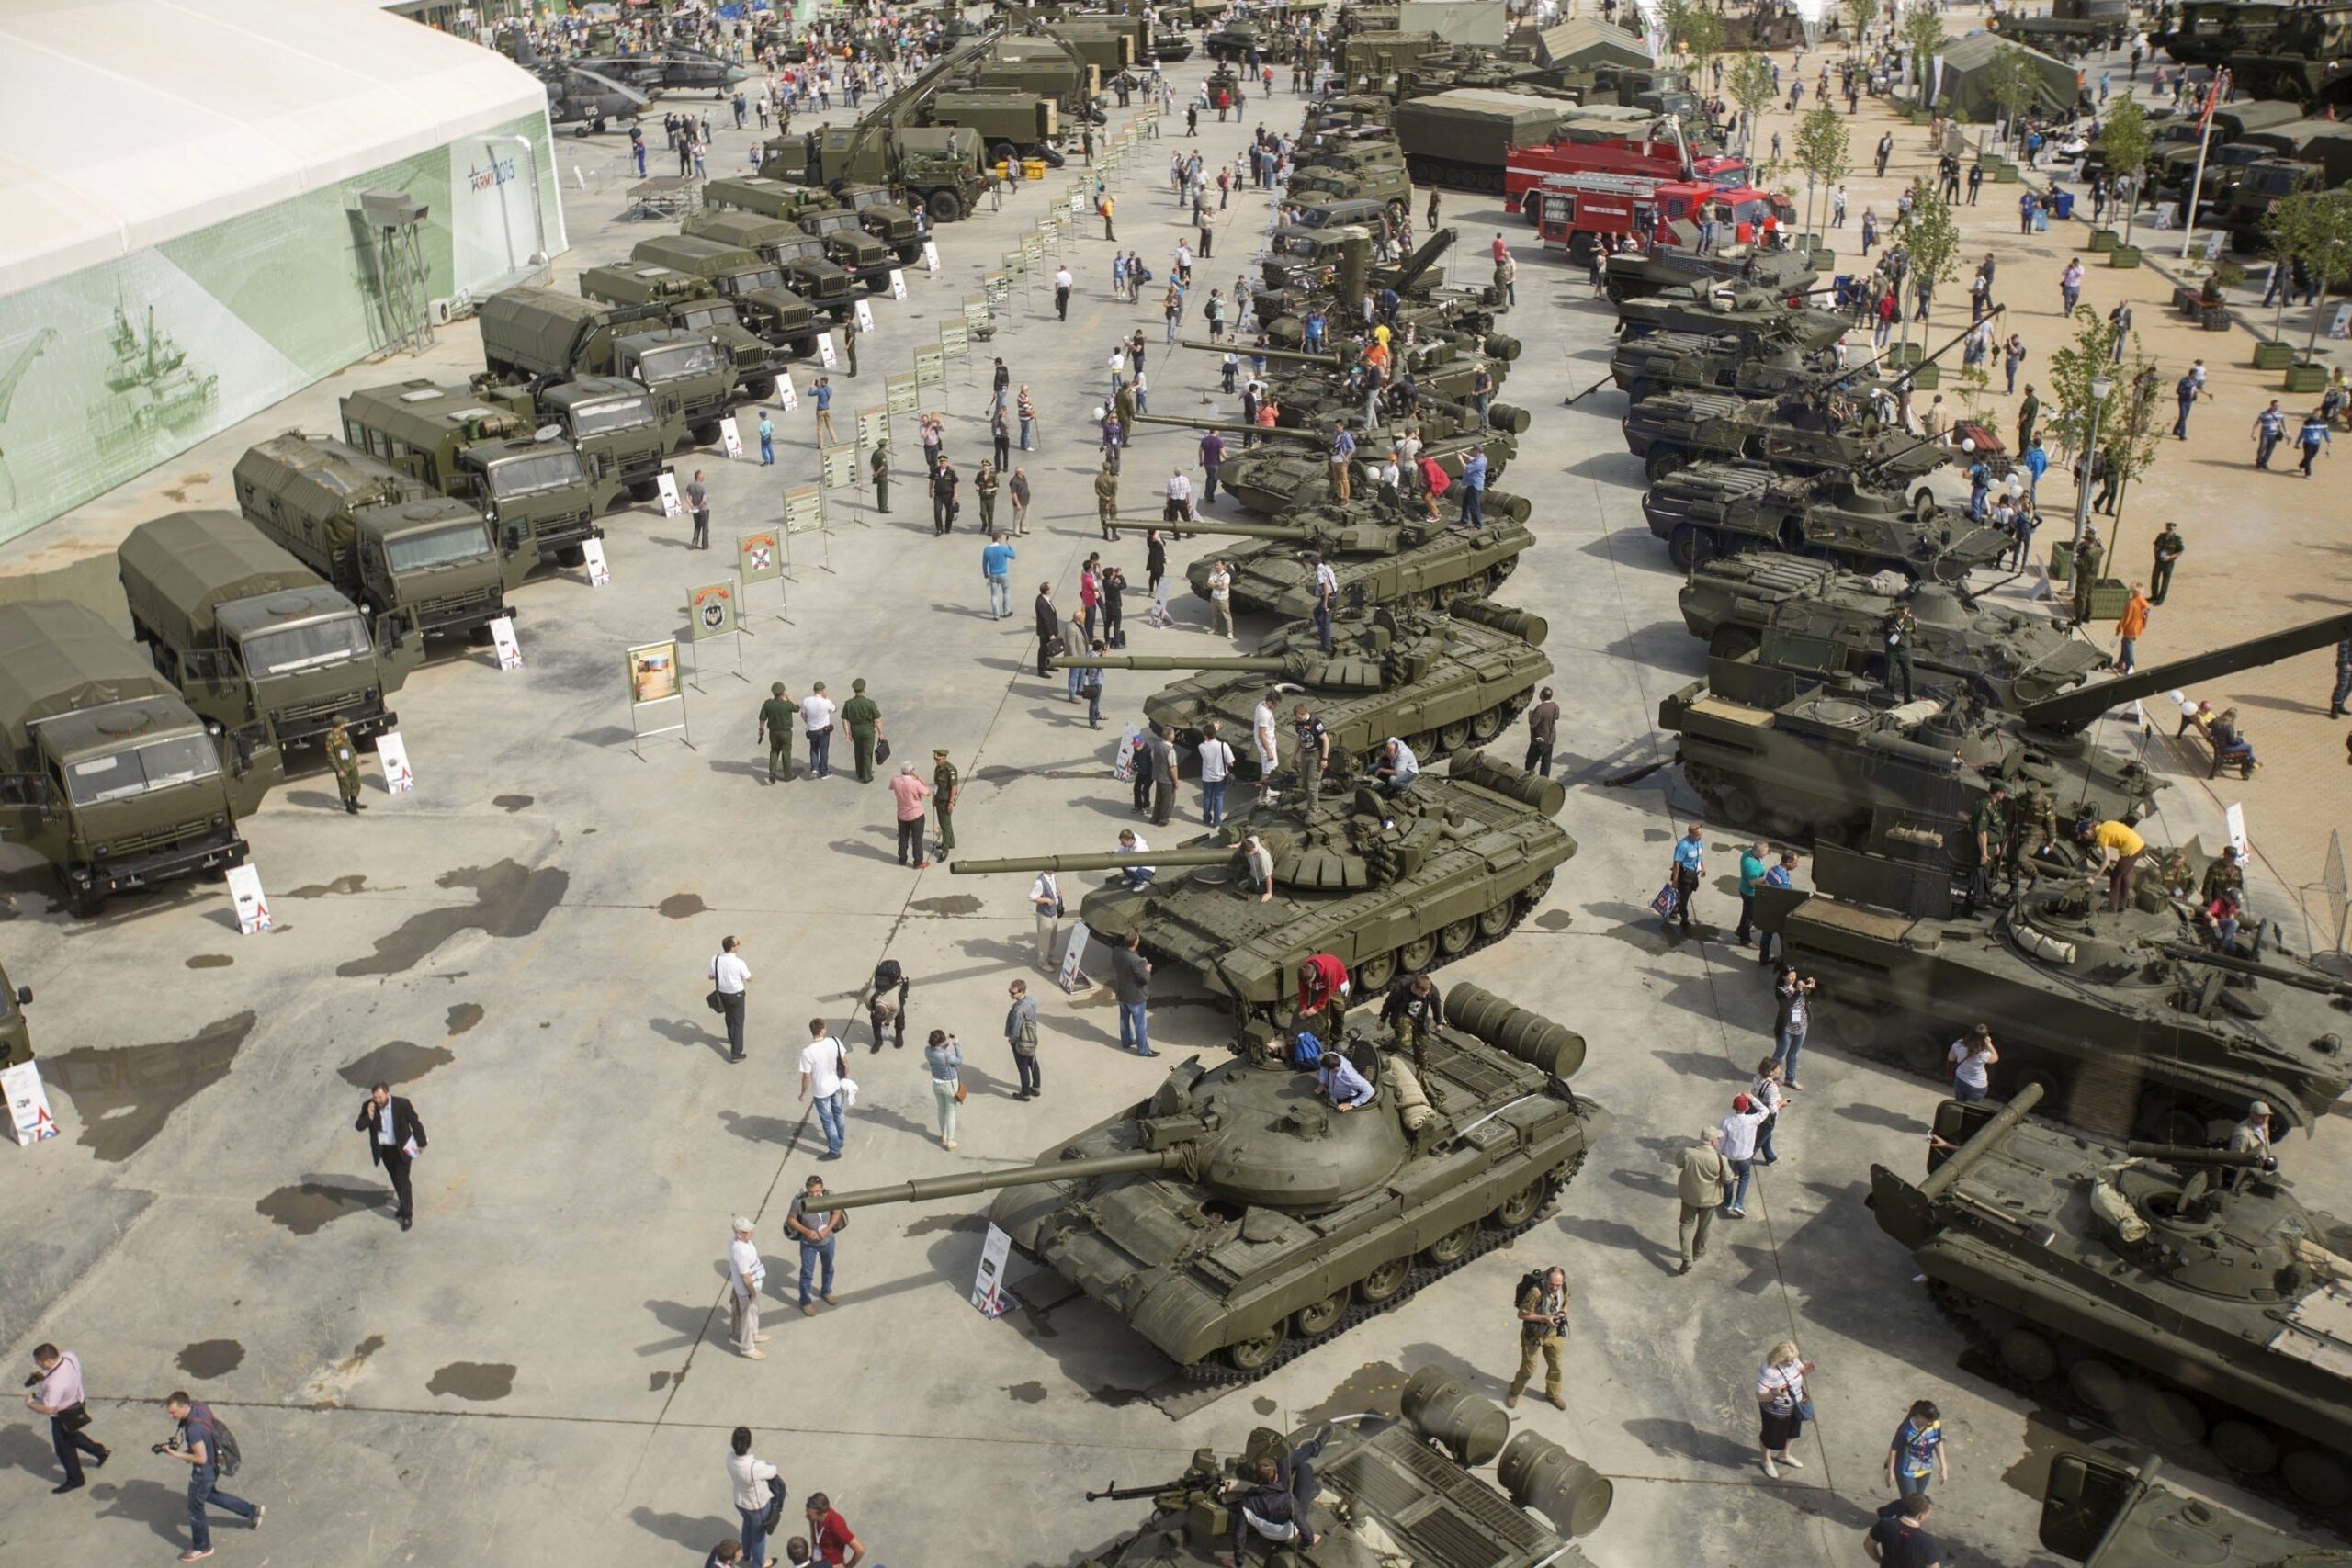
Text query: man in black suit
355 1082 427 1232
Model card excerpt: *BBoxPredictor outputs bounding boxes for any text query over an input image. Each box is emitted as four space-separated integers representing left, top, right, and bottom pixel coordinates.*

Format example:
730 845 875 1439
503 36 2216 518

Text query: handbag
875 737 892 765
58 1402 91 1433
954 1079 968 1104
1649 883 1678 918
1796 1397 1817 1425
759 1474 787 1534
706 987 726 1015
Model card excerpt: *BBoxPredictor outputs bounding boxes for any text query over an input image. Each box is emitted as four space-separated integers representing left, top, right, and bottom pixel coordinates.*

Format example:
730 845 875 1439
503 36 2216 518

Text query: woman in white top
1947 1024 1998 1105
1754 1340 1815 1479
728 1426 781 1568
1029 870 1062 971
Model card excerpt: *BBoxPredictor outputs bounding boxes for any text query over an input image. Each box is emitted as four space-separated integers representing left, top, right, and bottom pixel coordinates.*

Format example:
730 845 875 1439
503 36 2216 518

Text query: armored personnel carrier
1784 842 2348 1138
1679 554 2112 708
1161 502 1534 618
2039 1452 2350 1566
954 756 1573 1034
1078 1368 1610 1564
825 982 1608 1374
1058 599 1552 777
1872 1086 2352 1503
1643 462 2007 578
1137 415 1518 513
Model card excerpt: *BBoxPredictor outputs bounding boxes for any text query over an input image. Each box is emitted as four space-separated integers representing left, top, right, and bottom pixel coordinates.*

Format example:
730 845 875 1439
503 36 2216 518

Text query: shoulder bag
759 1474 787 1534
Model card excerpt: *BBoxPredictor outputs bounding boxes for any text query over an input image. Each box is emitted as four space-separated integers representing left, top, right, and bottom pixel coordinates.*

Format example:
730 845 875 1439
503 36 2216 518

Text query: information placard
488 615 523 671
969 1222 1015 1317
1003 248 1025 280
983 272 1009 309
820 443 858 491
719 415 745 460
885 373 920 416
1057 918 1092 995
628 640 680 705
655 472 683 516
921 239 941 273
888 267 909 301
782 484 826 535
854 297 876 334
3 1061 60 1147
962 296 991 335
226 864 273 934
582 536 611 586
855 405 888 457
687 581 737 641
939 319 969 361
775 372 798 412
375 730 416 794
914 344 945 385
737 529 782 584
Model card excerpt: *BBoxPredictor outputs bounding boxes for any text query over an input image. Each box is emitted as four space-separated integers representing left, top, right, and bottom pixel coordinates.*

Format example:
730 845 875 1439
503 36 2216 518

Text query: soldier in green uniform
842 678 882 782
325 717 366 815
932 748 960 858
1094 460 1120 540
1883 602 1918 703
870 439 891 513
1113 380 1137 441
2200 843 2245 908
842 316 860 378
2071 527 2104 625
2007 784 2060 886
756 680 797 784
1967 781 2007 908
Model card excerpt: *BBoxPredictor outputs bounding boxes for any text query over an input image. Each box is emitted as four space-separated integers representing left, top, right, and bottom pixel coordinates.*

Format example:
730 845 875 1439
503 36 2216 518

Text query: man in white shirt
1197 718 1236 826
1114 828 1155 890
1207 558 1235 639
1252 693 1281 802
799 682 838 780
1163 467 1194 524
1374 736 1419 794
710 936 751 1061
798 1019 850 1159
727 1217 768 1359
1718 1094 1770 1217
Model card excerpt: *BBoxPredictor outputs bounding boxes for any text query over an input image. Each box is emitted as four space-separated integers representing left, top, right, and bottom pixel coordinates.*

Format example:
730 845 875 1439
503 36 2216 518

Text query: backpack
209 1411 243 1478
1515 1268 1547 1311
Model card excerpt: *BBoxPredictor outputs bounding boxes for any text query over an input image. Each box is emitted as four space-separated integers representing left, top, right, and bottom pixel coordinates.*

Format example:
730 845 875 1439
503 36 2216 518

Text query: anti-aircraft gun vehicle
823 982 1607 1375
1254 231 1520 362
1151 499 1535 618
1135 414 1520 517
1872 1085 2352 1504
2039 1452 2350 1567
1642 462 2007 577
1056 599 1552 779
955 757 1574 1041
1077 1368 1611 1565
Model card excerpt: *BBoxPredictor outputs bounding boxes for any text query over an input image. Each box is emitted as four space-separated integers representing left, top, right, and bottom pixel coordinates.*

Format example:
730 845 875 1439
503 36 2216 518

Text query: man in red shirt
1297 952 1351 1039
803 1494 865 1566
887 763 932 869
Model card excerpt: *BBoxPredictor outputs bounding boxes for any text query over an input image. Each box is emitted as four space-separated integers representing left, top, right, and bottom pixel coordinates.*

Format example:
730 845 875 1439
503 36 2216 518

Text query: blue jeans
1756 1114 1779 1163
1461 485 1484 527
1953 1078 1989 1104
1019 416 1033 448
741 1506 770 1567
1203 778 1227 824
1314 600 1333 652
812 1090 845 1156
1119 999 1151 1054
808 728 832 778
1772 1028 1805 1083
187 1465 256 1551
2118 636 2136 671
797 1235 837 1305
988 574 1011 616
1086 684 1102 727
1896 1470 1933 1498
1722 1156 1754 1212
760 434 775 465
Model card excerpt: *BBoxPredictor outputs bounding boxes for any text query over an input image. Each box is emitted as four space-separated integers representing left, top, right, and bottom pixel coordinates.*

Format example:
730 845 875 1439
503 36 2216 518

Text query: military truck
1043 16 1142 75
232 434 509 641
2225 143 2352 248
1285 155 1416 214
758 122 992 222
623 234 827 361
337 381 604 584
477 287 733 446
1985 0 2132 57
0 600 275 917
118 511 417 752
684 205 861 318
0 963 29 1067
834 184 926 263
790 205 895 289
1394 88 1570 193
469 375 670 513
933 89 1066 168
581 259 797 390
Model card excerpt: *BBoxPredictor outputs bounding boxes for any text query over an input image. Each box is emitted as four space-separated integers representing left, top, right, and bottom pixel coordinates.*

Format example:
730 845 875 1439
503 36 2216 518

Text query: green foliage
1845 0 1881 52
1793 105 1851 238
1985 41 2037 143
1727 51 1776 159
2264 190 2352 354
1900 5 1948 96
1680 7 1724 79
2095 96 2152 246
1954 363 1993 417
1898 178 1962 334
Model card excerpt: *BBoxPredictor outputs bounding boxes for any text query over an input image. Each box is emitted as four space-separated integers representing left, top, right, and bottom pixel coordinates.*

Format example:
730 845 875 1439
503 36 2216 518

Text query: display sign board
1003 248 1025 280
719 414 744 460
817 331 838 368
775 372 798 412
820 443 858 491
854 297 876 334
961 296 990 336
3 1061 59 1147
885 373 920 416
782 483 826 535
855 405 888 457
914 344 944 385
1057 918 1092 995
628 641 680 705
655 472 683 516
970 1221 1015 1317
226 864 273 934
489 615 523 670
737 529 782 585
983 272 1009 309
687 581 738 641
888 268 909 301
582 536 611 586
921 239 941 273
939 319 969 361
375 731 415 794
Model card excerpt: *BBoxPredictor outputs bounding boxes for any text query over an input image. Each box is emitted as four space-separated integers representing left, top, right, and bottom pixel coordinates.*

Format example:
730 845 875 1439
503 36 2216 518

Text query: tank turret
819 984 1608 1375
1184 337 1518 406
1170 497 1536 617
1138 415 1521 518
1644 460 2008 580
1870 1084 2352 1505
1601 243 1818 302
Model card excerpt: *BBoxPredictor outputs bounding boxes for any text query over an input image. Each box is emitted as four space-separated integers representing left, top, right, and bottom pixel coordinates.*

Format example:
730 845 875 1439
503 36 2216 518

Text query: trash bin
2051 190 2076 220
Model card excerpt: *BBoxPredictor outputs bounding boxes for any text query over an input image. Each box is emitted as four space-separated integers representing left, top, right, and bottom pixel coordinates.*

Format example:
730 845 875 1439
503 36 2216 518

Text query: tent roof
0 0 548 298
1514 17 1654 69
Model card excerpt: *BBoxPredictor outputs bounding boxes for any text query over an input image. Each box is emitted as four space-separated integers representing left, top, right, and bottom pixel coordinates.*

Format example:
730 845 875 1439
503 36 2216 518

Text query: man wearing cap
888 763 932 868
1718 1094 1770 1218
842 679 882 783
932 749 960 861
756 681 798 784
2226 1101 2275 1187
728 1216 768 1359
1675 1126 1733 1274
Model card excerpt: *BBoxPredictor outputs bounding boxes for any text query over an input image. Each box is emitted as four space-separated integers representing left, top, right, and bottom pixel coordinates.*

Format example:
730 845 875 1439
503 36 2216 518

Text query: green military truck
683 207 862 317
119 510 418 752
0 600 276 917
233 435 510 641
794 204 896 289
834 185 925 264
619 236 827 358
469 375 670 513
0 962 28 1067
933 90 1065 170
759 122 991 223
477 287 734 446
337 382 605 585
581 260 794 392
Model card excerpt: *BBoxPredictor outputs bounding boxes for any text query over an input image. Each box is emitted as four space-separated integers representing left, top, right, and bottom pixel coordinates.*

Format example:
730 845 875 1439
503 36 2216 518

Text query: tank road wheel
2135 1388 2206 1446
1892 1021 1948 1077
1718 785 1759 826
1468 706 1505 743
1476 901 1514 941
1356 1258 1411 1307
1403 588 1438 613
2008 1066 2061 1111
1353 948 1397 993
1437 718 1472 751
1489 1181 1544 1231
1708 626 1763 660
2134 1095 2207 1149
1645 447 1688 483
1405 733 1439 767
1667 525 1715 571
2282 1450 2352 1507
1224 1323 1287 1375
2068 1360 2130 1411
1998 1328 2057 1382
2211 1420 2279 1476
1397 934 1438 972
1293 1290 1348 1339
1488 554 1519 586
1421 1222 1477 1267
1437 917 1477 956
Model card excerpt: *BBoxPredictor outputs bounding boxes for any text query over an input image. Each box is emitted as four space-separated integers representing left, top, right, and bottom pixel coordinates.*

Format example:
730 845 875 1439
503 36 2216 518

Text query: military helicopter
511 37 649 136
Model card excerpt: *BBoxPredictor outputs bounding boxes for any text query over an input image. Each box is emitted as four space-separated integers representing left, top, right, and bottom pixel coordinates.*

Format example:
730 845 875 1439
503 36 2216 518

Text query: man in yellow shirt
2077 818 2146 911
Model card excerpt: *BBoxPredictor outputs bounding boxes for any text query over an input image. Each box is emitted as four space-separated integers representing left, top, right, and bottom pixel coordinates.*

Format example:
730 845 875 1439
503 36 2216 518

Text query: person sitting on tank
1221 1452 1317 1565
1316 1047 1376 1111
1112 828 1156 890
2208 707 2258 773
1238 835 1275 902
2225 1099 2277 1183
2200 885 2245 950
1373 736 1419 795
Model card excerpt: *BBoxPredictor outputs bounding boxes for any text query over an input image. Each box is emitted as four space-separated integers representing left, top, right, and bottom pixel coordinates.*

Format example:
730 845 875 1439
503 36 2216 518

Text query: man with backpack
162 1391 258 1559
1506 1266 1570 1410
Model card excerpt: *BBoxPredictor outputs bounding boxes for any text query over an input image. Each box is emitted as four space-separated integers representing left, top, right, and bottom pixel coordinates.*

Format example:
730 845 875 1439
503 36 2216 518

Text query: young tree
1659 0 1697 57
1681 7 1724 92
2095 96 2153 247
1898 179 1961 349
1845 0 1881 57
1985 41 2038 156
2098 344 2168 549
2266 190 2352 357
1728 51 1776 160
2044 308 2120 475
1901 4 1949 106
1794 104 1851 243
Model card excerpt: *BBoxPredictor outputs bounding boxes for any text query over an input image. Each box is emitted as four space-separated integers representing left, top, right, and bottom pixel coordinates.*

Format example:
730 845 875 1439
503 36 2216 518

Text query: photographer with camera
24 1343 108 1493
1506 1265 1571 1411
158 1390 258 1559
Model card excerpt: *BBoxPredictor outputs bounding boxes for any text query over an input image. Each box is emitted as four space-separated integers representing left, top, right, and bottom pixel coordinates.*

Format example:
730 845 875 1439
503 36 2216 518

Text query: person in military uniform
931 748 959 859
841 678 882 783
869 439 891 513
1967 781 2007 908
1094 459 1120 540
842 316 859 378
2071 527 2104 625
2006 784 2060 886
756 681 798 784
1377 971 1446 1101
1883 600 1918 703
2201 843 2245 910
325 717 366 814
1113 379 1138 444
1507 1265 1570 1411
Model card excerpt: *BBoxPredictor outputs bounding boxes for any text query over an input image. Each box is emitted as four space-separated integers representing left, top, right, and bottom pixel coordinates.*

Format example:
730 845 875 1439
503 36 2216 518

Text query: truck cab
582 263 792 392
795 208 894 288
836 183 925 262
623 237 820 367
684 208 858 315
476 376 670 513
615 329 733 445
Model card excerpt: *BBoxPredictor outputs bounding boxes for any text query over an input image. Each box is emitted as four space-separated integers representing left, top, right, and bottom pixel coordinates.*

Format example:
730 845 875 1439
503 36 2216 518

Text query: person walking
813 378 837 446
1885 1400 1950 1498
1252 692 1280 803
1755 1342 1816 1478
2331 634 2352 719
1946 1024 1998 1103
888 762 932 869
2173 360 2211 440
24 1343 108 1493
710 935 752 1061
354 1081 426 1231
1666 823 1704 933
798 1019 850 1159
757 682 797 784
1008 466 1031 536
1719 1094 1768 1217
923 1029 963 1149
2252 399 2288 469
1751 1056 1792 1165
1147 723 1178 826
1112 931 1156 1056
1523 687 1559 776
929 457 960 536
163 1391 259 1559
1004 977 1043 1099
785 1175 842 1316
2297 408 2333 478
727 1217 768 1360
688 469 711 549
729 1427 782 1563
1292 703 1331 809
975 460 1000 533
1505 1265 1569 1411
1867 1493 1942 1567
1673 1127 1732 1276
1054 265 1072 321
758 410 775 466
322 716 367 815
2114 583 2151 674
981 533 1015 619
841 679 881 783
864 959 909 1054
2150 523 2184 604
799 682 837 781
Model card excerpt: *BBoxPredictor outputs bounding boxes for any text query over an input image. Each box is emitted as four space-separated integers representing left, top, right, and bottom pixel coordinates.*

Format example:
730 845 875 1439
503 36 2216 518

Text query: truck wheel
573 122 592 139
744 375 776 400
1667 525 1716 571
1037 144 1067 169
558 545 588 569
925 189 964 223
989 141 1019 170
792 336 819 359
690 422 722 446
628 479 661 502
1645 448 1688 483
62 876 104 920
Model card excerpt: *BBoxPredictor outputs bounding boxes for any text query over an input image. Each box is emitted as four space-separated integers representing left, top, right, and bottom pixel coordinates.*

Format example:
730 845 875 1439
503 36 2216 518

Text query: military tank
1614 280 1848 344
1136 415 1518 513
1155 502 1534 618
1057 599 1552 778
824 984 1608 1375
1872 1085 2352 1504
953 754 1572 1033
1601 243 1818 302
1643 462 2008 578
2039 1452 2350 1566
1606 311 1852 404
1783 842 2349 1137
1185 338 1518 410
1078 1369 1611 1565
1253 231 1518 359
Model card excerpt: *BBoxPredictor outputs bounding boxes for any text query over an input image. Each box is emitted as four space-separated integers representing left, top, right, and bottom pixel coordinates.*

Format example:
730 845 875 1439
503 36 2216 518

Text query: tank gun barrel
1135 412 1321 443
822 1146 1186 1211
950 847 1243 874
1107 517 1317 540
2019 610 2352 734
1051 652 1297 672
1387 226 1456 294
1917 1082 2046 1201
2155 941 2352 1000
1182 338 1342 367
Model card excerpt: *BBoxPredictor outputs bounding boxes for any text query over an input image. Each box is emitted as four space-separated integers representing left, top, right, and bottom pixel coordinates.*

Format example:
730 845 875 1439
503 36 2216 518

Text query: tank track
1183 1156 1583 1385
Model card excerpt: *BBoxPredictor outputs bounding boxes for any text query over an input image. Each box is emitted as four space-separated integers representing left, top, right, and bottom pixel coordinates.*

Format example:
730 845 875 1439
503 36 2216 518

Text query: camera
21 1372 41 1389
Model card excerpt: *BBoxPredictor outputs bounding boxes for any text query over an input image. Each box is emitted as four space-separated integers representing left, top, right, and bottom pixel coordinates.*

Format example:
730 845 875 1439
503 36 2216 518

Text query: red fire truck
1531 170 1791 255
1503 120 1752 221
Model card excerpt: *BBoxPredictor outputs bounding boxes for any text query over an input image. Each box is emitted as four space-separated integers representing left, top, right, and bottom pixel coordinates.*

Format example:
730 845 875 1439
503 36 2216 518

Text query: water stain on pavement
287 874 370 899
176 1340 245 1379
43 1011 256 1162
0 863 60 918
1253 1396 1278 1416
1006 1381 1047 1404
911 894 983 915
337 1040 456 1089
657 893 707 919
184 953 234 968
492 795 534 812
256 1180 382 1235
427 1362 516 1401
337 860 569 977
446 1003 484 1036
1535 910 1576 931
